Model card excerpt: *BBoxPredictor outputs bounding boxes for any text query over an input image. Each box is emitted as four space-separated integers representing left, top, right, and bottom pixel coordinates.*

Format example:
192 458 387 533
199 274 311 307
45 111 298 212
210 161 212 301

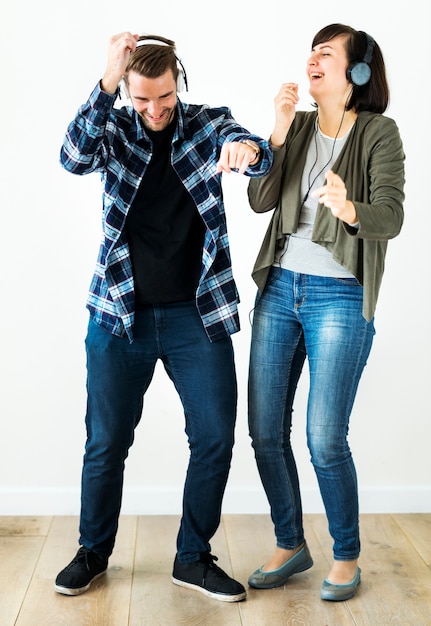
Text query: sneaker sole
54 569 107 596
172 576 246 602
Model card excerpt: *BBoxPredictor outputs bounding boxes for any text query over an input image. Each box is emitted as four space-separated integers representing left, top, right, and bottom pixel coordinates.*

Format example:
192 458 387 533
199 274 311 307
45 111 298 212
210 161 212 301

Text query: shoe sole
320 588 357 601
54 570 107 596
172 576 247 602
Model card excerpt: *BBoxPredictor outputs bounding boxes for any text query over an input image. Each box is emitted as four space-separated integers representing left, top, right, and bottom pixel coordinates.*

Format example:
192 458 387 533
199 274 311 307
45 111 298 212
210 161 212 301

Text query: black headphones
346 31 375 87
120 36 188 100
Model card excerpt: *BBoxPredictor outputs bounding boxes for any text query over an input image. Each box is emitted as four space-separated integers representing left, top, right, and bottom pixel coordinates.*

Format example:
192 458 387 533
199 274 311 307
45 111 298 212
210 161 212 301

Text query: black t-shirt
125 120 205 305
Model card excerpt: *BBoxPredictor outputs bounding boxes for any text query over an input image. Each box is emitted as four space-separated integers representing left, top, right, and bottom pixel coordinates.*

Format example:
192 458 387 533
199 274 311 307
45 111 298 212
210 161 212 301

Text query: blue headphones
346 31 375 87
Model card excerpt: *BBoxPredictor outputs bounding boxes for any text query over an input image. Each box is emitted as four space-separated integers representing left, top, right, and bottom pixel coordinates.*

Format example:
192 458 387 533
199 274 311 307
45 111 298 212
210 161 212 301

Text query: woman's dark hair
124 35 179 85
312 23 389 113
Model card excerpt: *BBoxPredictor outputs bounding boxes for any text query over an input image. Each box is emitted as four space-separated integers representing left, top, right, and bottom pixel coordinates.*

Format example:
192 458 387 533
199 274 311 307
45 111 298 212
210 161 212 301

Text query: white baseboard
0 485 429 515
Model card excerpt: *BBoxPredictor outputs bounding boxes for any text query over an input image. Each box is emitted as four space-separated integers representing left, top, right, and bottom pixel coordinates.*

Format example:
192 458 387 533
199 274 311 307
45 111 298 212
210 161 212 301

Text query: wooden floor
1 514 430 625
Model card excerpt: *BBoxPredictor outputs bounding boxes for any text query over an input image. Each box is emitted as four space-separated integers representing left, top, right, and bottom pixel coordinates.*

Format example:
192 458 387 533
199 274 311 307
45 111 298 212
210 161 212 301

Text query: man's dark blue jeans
79 301 237 562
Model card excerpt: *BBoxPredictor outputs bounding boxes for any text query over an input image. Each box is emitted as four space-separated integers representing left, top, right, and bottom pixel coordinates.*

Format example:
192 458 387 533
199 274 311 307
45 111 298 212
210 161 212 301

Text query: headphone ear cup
347 61 372 87
176 70 185 92
119 78 130 100
175 59 188 92
347 32 375 87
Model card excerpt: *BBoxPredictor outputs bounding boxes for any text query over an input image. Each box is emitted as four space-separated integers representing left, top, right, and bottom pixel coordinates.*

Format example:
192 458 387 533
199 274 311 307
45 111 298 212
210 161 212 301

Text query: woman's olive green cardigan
248 110 405 320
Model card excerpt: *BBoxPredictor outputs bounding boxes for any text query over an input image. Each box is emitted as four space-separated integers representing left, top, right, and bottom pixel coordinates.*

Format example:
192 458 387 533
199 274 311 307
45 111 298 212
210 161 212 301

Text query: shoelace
200 554 225 581
70 547 92 571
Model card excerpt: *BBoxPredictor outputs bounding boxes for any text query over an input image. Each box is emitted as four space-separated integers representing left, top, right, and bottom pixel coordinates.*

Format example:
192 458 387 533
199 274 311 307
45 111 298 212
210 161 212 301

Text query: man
54 31 272 602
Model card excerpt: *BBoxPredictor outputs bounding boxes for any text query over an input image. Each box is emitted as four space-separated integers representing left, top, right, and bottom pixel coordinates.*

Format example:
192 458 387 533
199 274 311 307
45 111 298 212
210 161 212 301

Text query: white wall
1 0 429 516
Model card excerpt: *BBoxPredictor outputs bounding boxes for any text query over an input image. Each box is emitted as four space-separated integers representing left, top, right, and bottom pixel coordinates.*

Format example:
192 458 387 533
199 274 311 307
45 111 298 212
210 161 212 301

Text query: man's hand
101 32 140 95
216 141 260 175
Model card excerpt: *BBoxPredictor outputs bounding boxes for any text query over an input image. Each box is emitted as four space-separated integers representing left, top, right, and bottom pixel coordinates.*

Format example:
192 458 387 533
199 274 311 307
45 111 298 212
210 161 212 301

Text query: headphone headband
359 31 375 65
136 38 171 48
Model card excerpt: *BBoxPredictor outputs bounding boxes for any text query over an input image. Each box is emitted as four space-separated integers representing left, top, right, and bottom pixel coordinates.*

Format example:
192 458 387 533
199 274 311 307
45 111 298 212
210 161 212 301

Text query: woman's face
306 34 352 103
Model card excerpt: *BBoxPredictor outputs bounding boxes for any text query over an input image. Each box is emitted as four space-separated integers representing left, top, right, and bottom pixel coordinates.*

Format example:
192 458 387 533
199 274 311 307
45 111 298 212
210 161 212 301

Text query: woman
247 24 405 601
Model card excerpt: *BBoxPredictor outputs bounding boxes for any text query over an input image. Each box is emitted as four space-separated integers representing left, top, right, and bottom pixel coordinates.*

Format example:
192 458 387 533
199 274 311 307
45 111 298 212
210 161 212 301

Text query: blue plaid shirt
60 82 273 342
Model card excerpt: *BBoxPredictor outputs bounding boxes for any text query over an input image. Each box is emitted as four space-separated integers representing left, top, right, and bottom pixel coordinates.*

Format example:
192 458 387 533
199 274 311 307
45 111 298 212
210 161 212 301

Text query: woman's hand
312 170 358 225
270 83 299 147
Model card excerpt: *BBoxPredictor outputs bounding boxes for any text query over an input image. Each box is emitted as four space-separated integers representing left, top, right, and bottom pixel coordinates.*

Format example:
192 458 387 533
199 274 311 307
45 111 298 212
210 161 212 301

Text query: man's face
127 69 177 131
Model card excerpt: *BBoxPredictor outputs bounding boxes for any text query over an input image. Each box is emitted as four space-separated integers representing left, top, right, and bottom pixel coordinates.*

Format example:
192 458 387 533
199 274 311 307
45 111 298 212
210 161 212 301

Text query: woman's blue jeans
248 268 375 561
80 301 237 561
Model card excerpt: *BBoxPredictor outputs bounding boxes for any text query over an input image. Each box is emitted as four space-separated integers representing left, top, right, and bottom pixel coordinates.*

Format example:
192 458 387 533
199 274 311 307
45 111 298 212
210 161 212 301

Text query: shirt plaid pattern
60 82 273 342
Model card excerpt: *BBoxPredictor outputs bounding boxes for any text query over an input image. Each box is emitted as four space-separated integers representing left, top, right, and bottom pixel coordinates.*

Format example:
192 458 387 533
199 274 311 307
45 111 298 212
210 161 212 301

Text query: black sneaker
54 546 108 595
172 553 247 602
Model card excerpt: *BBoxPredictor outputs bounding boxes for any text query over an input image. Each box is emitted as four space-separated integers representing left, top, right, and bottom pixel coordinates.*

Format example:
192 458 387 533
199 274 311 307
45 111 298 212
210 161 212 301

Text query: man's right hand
101 32 140 95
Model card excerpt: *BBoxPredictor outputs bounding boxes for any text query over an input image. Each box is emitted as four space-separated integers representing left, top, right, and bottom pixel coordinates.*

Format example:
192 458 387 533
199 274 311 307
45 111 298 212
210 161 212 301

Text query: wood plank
16 515 137 626
392 513 431 565
1 514 430 625
359 514 431 625
0 515 52 537
129 514 242 626
0 536 45 626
